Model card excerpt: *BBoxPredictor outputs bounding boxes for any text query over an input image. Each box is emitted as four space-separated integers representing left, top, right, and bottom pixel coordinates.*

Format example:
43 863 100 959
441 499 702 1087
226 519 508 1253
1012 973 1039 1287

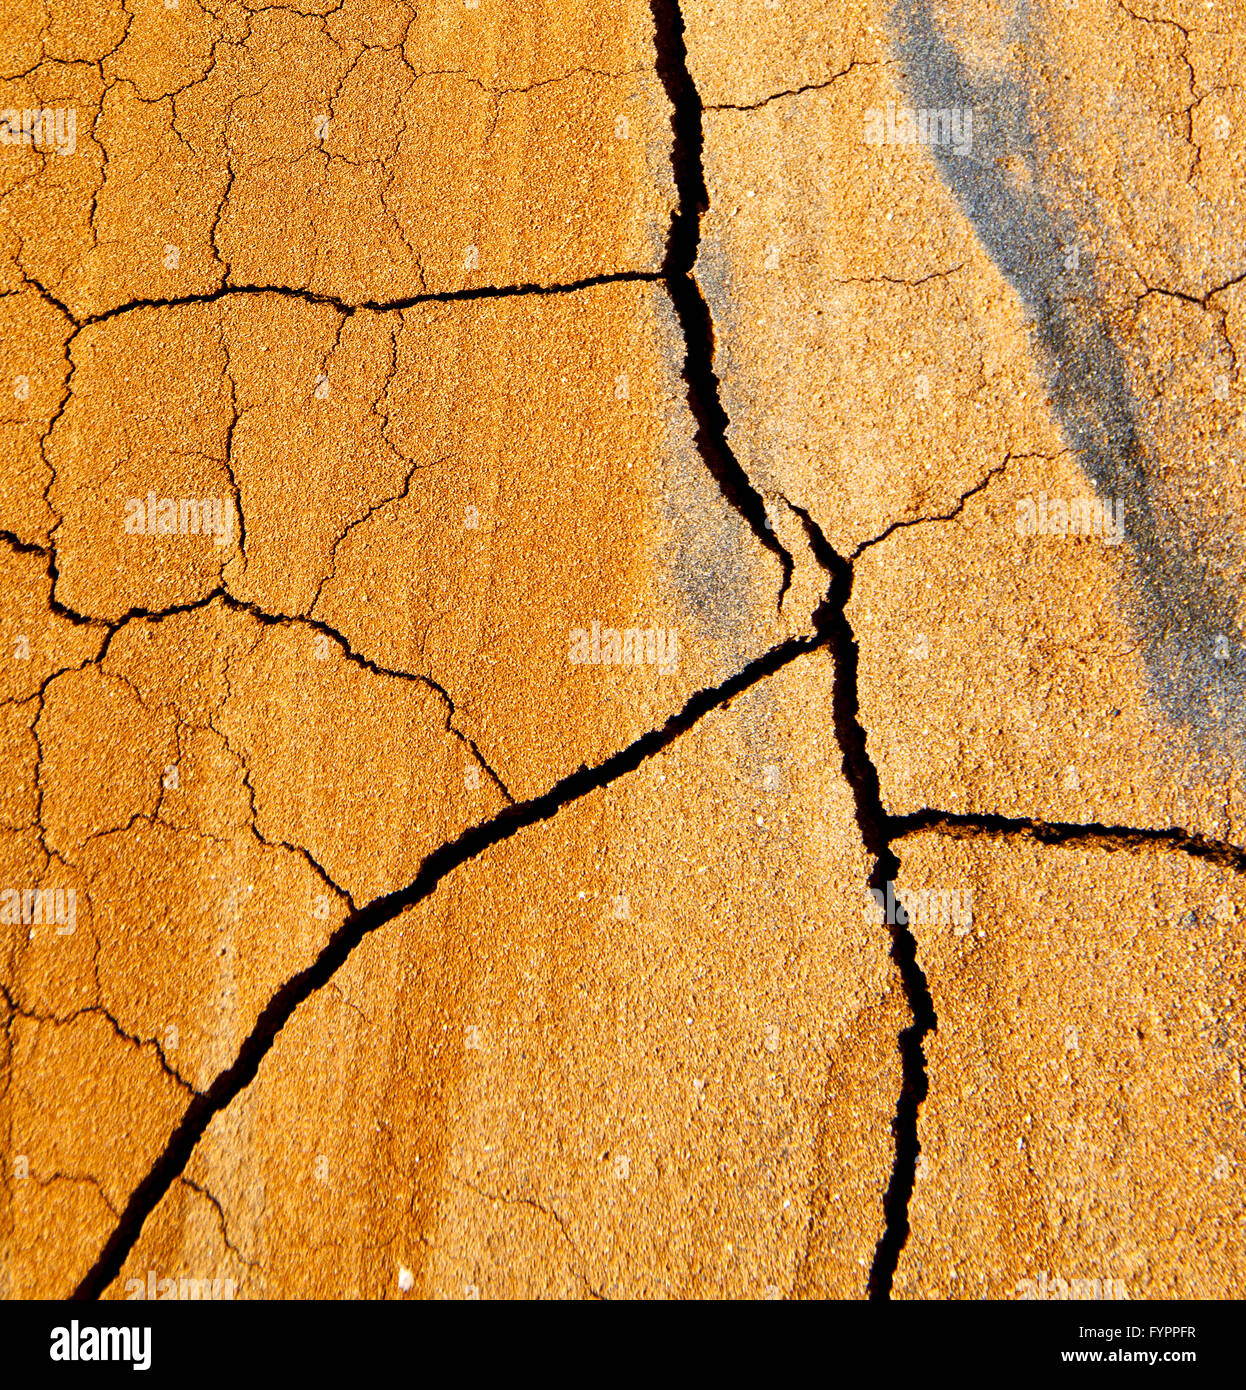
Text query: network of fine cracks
7 0 1243 1303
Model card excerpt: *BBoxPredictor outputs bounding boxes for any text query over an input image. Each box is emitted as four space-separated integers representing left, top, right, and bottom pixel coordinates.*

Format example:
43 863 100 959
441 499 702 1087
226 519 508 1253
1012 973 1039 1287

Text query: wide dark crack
71 625 829 1300
891 808 1246 873
31 270 662 337
19 0 1243 1307
773 500 937 1300
649 0 933 1299
649 0 792 591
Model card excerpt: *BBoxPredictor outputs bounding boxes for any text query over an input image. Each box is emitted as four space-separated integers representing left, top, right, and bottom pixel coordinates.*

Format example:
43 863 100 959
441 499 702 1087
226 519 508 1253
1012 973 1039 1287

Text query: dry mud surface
1 0 1243 1300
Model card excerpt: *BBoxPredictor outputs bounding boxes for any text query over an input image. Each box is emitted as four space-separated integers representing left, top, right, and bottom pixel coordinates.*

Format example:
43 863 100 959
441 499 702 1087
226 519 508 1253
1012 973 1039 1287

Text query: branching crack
27 0 1241 1308
766 498 935 1299
70 624 828 1300
653 0 931 1301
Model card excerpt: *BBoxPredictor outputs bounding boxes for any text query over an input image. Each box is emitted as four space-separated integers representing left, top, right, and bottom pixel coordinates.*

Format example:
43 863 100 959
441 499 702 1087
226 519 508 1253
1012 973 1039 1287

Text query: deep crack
649 0 792 591
650 0 930 1299
773 499 936 1299
70 625 828 1300
892 808 1246 871
22 0 1231 1306
35 271 660 336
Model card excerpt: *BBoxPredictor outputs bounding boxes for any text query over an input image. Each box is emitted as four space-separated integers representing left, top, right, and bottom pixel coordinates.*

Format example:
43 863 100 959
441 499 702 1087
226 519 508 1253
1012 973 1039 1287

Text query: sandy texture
1 0 675 317
2 0 1244 1302
894 828 1245 1300
101 655 900 1300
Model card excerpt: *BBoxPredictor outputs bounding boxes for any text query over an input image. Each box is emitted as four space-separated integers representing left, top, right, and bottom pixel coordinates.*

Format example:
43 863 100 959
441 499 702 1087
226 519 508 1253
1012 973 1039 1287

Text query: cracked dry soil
1 0 1243 1301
